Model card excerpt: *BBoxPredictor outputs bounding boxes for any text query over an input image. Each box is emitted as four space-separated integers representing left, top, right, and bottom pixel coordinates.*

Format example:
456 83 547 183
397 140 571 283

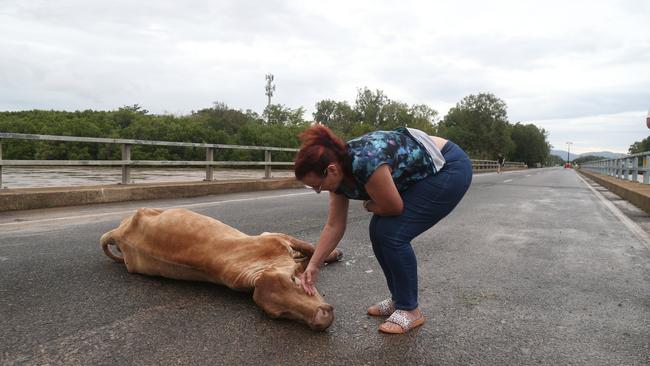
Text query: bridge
1 167 648 365
0 132 525 211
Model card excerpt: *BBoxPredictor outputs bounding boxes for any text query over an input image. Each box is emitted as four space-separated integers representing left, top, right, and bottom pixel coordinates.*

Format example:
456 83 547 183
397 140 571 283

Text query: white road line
576 173 650 249
0 191 314 227
525 174 531 177
503 179 513 183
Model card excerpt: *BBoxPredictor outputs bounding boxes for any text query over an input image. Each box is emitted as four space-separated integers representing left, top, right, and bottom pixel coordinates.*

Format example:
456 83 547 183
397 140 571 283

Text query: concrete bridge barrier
0 178 304 212
577 168 650 214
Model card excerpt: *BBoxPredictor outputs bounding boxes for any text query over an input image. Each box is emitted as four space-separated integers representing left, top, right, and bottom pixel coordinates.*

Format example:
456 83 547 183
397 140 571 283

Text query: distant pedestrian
496 153 505 174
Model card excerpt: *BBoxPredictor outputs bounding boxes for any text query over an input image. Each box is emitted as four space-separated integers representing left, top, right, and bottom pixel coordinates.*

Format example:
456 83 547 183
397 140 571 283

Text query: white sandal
379 310 425 334
367 298 395 316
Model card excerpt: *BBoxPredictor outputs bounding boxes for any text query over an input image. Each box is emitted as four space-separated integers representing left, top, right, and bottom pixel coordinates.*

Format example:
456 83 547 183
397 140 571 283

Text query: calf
100 207 342 331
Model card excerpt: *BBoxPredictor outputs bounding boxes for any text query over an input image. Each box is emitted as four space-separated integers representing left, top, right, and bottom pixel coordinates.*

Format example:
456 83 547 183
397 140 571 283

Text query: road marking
503 179 513 183
576 173 650 249
525 174 531 177
0 191 315 227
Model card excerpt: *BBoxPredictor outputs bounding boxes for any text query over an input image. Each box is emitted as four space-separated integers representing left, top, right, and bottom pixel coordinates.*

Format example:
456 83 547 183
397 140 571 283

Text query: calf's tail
101 230 125 263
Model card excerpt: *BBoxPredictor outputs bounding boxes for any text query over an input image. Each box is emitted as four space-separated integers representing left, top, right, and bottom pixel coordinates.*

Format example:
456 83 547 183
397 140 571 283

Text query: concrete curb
0 178 305 212
577 169 650 214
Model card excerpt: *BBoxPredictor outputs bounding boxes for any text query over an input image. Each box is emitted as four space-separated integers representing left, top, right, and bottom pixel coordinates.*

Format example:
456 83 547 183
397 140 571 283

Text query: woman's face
301 164 343 194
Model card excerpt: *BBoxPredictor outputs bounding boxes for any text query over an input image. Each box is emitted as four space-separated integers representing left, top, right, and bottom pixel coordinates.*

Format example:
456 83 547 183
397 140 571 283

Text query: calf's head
252 265 333 331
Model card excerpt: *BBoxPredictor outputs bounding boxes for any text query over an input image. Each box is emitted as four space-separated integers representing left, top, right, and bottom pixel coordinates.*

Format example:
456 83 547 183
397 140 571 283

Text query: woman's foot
378 309 425 334
367 298 395 317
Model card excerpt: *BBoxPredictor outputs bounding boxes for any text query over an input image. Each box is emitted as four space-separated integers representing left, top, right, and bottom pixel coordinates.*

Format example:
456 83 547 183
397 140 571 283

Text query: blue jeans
368 141 472 310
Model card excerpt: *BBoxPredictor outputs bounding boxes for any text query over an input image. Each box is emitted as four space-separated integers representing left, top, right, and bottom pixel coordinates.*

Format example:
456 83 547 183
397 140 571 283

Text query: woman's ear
327 163 339 177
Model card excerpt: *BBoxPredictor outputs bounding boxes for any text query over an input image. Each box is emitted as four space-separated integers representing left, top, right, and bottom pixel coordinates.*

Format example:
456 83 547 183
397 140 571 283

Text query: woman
294 125 472 334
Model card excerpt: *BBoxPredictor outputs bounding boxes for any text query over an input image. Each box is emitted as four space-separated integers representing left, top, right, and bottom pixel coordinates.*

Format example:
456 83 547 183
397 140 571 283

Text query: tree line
0 89 556 166
628 136 650 155
315 90 551 166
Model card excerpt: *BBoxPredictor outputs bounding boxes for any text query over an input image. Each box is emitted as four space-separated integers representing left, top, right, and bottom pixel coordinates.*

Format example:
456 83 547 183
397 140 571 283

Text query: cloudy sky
1 0 649 154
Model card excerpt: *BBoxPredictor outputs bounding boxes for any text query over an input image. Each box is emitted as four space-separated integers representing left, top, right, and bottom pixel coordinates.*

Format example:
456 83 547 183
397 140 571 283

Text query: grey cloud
509 88 650 122
1 0 649 152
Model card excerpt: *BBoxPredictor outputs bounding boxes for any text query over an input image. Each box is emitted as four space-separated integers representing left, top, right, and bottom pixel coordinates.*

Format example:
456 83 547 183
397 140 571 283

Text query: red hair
294 124 349 180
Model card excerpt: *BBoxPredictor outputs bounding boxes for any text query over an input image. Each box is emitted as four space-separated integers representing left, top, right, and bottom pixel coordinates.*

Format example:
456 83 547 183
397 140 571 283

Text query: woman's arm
364 164 403 216
301 192 349 295
312 192 349 266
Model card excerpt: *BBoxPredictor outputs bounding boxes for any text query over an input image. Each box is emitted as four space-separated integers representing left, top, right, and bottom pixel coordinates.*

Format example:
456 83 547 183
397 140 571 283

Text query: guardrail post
623 158 629 181
643 155 650 184
264 150 271 179
205 147 214 181
632 157 638 183
0 140 3 189
121 144 131 184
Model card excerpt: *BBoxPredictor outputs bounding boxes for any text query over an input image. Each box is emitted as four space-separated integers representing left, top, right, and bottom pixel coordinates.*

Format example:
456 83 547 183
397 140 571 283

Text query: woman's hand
301 264 320 296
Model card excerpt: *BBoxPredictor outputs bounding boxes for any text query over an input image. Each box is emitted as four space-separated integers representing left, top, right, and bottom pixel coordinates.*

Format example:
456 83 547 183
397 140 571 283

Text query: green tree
354 88 389 129
628 136 650 154
510 123 550 167
437 92 514 159
408 104 438 134
313 99 356 137
313 88 438 141
113 104 148 129
263 104 306 127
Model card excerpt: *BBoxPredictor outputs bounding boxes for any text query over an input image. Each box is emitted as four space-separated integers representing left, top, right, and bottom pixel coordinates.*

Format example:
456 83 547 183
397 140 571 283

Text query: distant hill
551 149 579 161
550 149 625 161
583 151 627 159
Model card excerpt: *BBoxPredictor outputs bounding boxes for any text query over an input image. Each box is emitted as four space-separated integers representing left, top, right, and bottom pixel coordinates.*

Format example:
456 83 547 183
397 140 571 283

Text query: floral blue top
335 127 436 200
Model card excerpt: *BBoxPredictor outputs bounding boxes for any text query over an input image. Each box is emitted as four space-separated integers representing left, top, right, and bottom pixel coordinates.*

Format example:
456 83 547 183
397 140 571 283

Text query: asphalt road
1 168 648 365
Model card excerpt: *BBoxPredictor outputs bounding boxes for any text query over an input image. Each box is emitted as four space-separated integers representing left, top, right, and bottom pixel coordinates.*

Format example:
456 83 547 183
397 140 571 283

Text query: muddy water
0 167 295 189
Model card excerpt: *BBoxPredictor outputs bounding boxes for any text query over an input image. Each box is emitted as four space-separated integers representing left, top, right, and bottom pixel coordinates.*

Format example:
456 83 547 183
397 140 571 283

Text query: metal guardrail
580 151 650 184
0 132 298 187
0 132 527 188
471 159 527 172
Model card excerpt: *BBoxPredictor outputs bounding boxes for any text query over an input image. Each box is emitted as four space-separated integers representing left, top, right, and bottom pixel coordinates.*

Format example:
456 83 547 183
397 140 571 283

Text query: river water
2 166 647 189
0 167 295 189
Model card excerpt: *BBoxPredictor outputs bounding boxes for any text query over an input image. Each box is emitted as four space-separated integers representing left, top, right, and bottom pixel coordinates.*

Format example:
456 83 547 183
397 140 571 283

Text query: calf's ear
284 235 316 257
252 270 283 318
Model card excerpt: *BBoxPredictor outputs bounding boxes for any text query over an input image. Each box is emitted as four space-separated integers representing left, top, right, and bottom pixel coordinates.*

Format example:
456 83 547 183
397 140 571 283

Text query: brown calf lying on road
100 207 342 331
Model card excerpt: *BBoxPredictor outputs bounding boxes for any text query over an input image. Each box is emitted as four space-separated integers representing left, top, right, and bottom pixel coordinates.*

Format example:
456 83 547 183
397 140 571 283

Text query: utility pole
265 74 275 108
566 141 573 166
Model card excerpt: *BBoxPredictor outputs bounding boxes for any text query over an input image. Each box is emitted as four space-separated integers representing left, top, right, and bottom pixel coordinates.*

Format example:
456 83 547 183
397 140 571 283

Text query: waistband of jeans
440 141 469 161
